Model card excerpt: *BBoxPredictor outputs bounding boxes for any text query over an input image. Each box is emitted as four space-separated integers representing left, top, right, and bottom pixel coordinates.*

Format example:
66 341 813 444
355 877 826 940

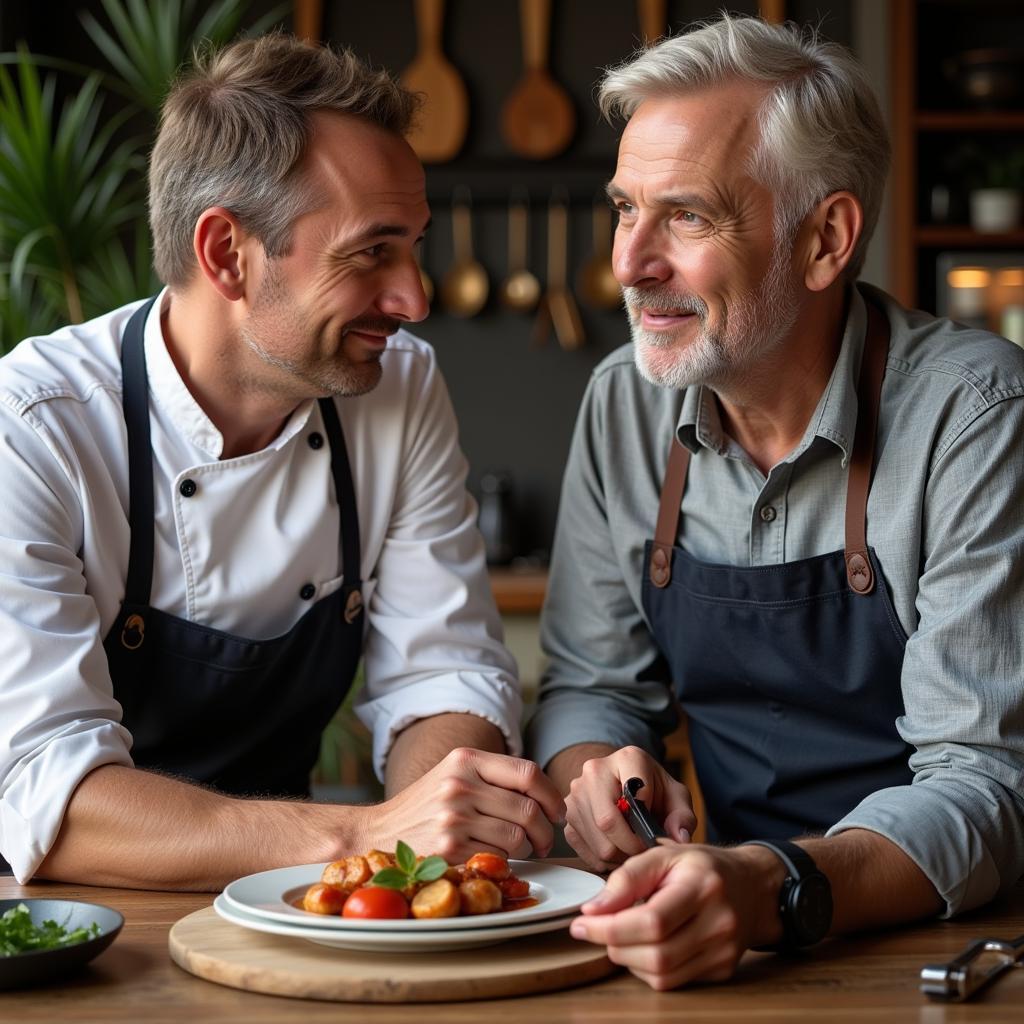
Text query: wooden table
2 875 1022 1022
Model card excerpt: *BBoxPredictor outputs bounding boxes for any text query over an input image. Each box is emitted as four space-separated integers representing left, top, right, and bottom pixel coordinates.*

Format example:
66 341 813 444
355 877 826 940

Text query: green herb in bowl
0 903 100 957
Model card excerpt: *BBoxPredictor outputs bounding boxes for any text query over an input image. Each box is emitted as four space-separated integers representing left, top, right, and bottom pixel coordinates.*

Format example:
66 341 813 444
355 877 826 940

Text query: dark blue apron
642 302 912 843
101 298 365 797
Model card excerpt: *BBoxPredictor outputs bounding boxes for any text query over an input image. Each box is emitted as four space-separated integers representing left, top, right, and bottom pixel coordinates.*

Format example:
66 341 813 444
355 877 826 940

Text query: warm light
947 268 992 289
995 268 1024 288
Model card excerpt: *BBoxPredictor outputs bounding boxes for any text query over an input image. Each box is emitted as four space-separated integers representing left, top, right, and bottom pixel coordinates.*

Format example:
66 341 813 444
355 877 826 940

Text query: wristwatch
744 839 833 949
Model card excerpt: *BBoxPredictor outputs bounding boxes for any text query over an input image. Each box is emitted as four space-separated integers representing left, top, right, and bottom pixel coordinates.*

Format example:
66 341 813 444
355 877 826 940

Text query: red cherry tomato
341 886 409 920
465 853 511 880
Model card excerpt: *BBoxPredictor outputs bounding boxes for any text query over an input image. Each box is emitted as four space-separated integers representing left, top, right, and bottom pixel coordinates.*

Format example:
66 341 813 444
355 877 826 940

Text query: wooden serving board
169 906 616 1003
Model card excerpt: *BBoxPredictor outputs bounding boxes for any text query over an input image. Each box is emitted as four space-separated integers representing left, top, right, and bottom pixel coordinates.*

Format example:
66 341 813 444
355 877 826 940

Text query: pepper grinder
478 471 516 566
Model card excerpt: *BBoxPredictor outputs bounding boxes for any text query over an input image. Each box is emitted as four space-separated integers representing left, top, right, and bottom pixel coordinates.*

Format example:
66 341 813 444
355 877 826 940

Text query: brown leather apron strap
648 299 891 594
844 300 890 594
650 436 690 588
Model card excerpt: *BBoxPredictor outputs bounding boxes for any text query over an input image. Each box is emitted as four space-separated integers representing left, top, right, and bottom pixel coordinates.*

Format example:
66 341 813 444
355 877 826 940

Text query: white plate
222 860 603 932
213 893 582 952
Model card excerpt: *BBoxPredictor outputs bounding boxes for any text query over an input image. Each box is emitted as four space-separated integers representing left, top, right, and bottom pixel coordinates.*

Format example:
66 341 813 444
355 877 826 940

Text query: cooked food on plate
298 842 536 920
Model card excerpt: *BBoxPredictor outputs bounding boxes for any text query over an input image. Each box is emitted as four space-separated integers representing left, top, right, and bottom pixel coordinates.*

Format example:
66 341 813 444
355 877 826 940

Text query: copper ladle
534 197 584 350
441 187 488 317
578 200 621 311
499 195 540 312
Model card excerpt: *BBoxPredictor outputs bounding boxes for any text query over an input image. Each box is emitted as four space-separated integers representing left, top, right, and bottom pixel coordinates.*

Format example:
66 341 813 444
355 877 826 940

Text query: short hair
148 32 419 287
598 14 889 278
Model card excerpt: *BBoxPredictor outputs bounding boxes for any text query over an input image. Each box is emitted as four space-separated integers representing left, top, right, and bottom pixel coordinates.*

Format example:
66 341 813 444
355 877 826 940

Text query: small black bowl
0 898 124 990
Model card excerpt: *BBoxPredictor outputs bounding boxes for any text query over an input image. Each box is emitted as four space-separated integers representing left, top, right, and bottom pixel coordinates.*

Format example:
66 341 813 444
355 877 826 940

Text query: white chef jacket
0 292 521 882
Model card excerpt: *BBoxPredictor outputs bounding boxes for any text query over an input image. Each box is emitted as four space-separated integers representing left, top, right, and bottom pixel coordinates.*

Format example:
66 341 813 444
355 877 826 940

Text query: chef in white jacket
0 33 562 889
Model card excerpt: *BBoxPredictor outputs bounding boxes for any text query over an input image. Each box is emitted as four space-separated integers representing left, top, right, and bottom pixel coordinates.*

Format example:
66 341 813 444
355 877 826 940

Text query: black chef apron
642 301 913 843
102 298 365 797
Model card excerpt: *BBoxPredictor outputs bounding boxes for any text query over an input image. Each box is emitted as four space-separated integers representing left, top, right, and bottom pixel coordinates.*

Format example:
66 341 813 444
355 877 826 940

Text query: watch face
794 875 833 944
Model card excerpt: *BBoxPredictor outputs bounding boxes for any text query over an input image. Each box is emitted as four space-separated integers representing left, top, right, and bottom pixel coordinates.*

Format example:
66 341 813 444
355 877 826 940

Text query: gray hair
598 14 889 279
149 32 419 288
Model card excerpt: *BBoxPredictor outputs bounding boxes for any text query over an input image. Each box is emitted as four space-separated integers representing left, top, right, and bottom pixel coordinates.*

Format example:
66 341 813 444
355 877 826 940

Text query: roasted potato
366 849 395 873
321 855 372 890
302 882 347 915
410 878 460 919
459 878 502 915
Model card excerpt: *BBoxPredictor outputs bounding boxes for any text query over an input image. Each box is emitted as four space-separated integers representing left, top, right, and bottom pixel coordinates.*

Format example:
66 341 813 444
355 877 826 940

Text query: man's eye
615 202 635 217
680 211 705 225
361 243 387 258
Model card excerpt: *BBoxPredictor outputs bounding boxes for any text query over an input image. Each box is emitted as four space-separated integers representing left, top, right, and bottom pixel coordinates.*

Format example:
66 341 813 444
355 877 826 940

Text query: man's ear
798 191 863 293
193 207 253 301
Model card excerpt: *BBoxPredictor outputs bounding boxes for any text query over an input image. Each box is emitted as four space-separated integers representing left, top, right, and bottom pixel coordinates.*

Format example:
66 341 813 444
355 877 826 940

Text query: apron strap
648 298 891 594
118 297 364 626
843 300 890 594
119 297 160 606
650 438 690 589
318 397 364 624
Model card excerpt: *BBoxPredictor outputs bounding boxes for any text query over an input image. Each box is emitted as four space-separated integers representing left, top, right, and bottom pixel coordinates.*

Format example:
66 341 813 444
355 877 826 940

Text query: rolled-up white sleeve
0 403 133 882
353 346 522 778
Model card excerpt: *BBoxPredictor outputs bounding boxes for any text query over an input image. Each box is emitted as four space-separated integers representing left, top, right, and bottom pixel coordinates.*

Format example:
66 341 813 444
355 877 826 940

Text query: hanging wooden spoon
535 198 584 349
401 0 469 163
499 195 541 312
578 199 621 311
502 0 576 160
636 0 667 45
441 189 488 318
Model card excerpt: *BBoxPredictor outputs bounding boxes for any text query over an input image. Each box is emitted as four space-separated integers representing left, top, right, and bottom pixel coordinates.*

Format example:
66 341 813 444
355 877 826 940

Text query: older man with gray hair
529 14 1024 989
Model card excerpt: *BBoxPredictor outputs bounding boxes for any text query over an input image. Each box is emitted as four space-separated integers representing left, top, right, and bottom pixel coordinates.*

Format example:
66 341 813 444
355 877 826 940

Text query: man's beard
240 264 398 398
626 241 798 392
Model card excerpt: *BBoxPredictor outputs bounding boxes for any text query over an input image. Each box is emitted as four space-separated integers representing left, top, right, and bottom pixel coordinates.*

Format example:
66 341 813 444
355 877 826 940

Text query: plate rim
212 893 580 951
222 860 603 932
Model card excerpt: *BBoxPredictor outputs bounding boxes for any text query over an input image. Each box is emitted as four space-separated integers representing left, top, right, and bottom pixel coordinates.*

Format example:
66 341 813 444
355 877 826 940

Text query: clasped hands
371 744 775 991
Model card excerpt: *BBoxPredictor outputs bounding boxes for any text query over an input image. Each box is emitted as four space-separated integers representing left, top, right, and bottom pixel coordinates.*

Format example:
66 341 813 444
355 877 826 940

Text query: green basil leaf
395 840 416 874
412 856 447 883
369 868 409 890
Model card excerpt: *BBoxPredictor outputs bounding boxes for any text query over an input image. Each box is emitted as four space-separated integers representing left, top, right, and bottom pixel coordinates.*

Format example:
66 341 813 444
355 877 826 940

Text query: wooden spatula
502 0 576 160
401 0 469 163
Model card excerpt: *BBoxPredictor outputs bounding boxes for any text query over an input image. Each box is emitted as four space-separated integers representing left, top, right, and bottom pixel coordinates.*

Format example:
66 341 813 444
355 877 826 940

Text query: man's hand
370 747 566 862
568 843 783 990
563 746 696 870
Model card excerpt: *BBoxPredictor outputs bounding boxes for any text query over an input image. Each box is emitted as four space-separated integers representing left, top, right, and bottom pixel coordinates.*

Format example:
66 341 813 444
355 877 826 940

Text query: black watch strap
744 839 833 950
745 839 818 880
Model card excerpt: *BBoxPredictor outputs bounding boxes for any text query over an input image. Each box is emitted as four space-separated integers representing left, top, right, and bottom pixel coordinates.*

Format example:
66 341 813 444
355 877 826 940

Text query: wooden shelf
916 111 1024 131
889 1 1024 308
489 567 548 615
915 226 1024 247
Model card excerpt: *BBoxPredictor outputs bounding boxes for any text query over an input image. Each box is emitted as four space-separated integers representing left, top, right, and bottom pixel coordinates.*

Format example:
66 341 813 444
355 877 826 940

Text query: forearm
36 764 371 891
384 712 507 796
741 828 943 946
803 828 943 935
546 742 616 796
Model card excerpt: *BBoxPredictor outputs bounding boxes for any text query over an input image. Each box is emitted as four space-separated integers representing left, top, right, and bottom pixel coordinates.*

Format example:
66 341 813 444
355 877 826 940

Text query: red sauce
500 897 539 912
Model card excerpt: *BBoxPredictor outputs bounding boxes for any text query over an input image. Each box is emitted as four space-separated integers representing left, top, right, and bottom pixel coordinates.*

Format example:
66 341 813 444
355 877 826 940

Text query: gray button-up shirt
527 283 1024 916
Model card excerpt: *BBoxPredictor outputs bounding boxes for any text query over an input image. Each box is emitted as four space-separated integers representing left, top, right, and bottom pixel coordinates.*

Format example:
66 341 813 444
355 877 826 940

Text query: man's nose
379 258 431 323
613 224 671 289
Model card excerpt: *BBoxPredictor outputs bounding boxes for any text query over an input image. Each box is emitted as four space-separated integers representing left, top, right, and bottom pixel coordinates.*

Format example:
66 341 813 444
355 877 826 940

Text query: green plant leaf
412 856 448 883
395 840 416 875
368 868 409 891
